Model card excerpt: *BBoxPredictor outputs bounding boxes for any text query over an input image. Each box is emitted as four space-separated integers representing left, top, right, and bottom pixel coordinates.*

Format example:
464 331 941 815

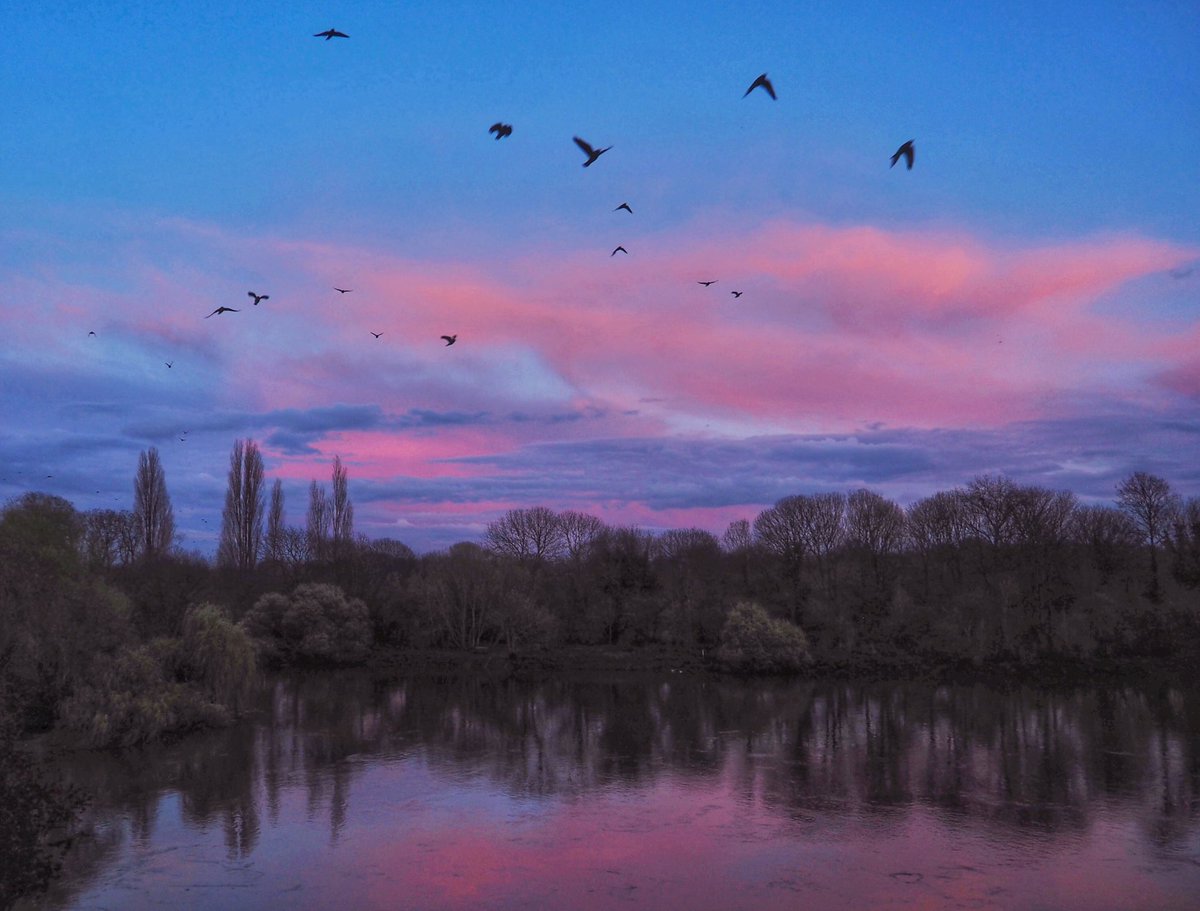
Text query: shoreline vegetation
3 450 1198 744
4 444 1200 903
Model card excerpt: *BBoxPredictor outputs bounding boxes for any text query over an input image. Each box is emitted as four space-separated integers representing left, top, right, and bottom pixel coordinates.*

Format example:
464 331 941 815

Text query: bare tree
1116 471 1180 599
280 526 309 567
798 492 845 600
485 506 565 563
1168 497 1200 589
306 481 330 562
132 447 175 558
559 510 605 562
905 490 970 598
963 475 1019 547
721 518 752 553
217 439 265 570
264 479 285 563
80 508 136 570
753 496 809 623
844 489 905 594
1070 505 1140 583
721 518 754 591
331 455 354 558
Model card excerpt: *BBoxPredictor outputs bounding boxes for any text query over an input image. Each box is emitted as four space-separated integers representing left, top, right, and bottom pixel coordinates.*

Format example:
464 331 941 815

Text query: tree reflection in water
22 673 1200 910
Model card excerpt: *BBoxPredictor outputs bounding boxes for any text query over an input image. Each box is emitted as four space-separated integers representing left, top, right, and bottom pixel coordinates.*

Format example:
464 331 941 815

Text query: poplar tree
217 439 265 570
132 447 175 558
264 479 285 563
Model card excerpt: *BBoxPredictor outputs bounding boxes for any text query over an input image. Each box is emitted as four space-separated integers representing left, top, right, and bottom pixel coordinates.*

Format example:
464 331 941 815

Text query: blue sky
2 1 1198 551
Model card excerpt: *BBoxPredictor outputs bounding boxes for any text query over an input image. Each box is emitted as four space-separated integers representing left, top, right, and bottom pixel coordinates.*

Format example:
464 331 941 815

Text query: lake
18 671 1200 911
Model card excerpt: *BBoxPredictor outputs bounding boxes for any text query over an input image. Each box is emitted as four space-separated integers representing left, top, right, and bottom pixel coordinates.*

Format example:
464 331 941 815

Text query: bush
58 644 230 748
717 602 810 674
242 583 371 665
180 603 257 713
0 713 87 908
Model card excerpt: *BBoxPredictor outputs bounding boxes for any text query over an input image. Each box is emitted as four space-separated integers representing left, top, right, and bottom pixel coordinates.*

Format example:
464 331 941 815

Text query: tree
217 439 265 570
1116 471 1180 600
331 456 354 559
716 601 809 673
485 506 564 563
412 544 499 649
844 489 905 601
754 496 809 623
559 510 605 562
132 447 175 558
721 519 752 553
242 583 371 664
80 508 136 570
306 481 330 562
1070 505 1139 584
264 479 285 564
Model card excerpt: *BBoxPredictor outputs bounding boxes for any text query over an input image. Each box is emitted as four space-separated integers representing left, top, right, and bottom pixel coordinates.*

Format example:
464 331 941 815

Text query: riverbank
362 643 1199 686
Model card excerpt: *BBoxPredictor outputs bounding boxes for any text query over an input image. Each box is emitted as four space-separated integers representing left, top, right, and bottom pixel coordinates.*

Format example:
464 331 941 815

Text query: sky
1 1 1198 553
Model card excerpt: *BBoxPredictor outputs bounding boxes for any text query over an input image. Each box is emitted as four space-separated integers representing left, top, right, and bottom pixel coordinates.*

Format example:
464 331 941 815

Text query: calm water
19 672 1200 911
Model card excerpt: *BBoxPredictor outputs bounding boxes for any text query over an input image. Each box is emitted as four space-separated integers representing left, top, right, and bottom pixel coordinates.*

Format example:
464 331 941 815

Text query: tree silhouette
217 439 265 570
331 456 354 562
1116 472 1180 601
132 447 174 559
264 479 285 564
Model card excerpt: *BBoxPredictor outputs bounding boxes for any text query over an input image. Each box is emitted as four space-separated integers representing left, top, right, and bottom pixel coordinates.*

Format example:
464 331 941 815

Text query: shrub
58 644 231 748
242 583 371 665
717 602 810 674
180 603 257 713
0 713 87 908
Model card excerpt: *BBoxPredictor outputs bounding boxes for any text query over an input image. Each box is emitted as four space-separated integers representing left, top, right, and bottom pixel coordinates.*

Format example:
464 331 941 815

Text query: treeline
5 439 1200 735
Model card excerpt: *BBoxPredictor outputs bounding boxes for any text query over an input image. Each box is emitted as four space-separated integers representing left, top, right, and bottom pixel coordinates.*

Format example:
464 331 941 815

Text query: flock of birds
84 31 918 390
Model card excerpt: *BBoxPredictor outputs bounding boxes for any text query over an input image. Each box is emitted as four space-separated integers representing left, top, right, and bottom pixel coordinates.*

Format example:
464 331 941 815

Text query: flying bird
573 136 611 167
614 202 633 214
88 331 96 336
205 306 240 318
370 331 383 338
488 122 513 140
731 291 743 298
697 280 717 287
248 291 269 305
314 28 349 40
611 246 628 256
165 362 173 368
744 73 776 99
335 287 353 294
890 140 915 170
441 334 457 346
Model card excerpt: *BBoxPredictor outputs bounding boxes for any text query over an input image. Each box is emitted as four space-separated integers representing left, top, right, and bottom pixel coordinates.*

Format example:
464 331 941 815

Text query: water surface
20 673 1200 910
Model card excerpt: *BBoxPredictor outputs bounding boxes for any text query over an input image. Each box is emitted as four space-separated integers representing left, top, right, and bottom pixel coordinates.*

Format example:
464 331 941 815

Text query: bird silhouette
441 334 457 346
573 136 611 167
314 28 348 40
489 122 513 139
614 202 633 214
370 331 383 338
205 306 239 318
88 331 96 336
890 140 915 170
744 73 776 99
731 291 743 298
611 246 628 256
698 280 717 287
335 287 353 294
248 291 269 305
165 361 173 368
